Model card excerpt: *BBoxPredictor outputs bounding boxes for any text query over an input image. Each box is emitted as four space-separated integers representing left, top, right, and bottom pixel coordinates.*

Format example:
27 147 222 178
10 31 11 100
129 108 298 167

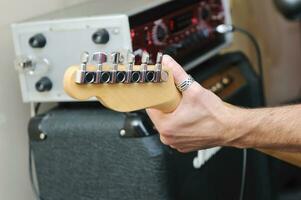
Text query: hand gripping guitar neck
64 51 301 168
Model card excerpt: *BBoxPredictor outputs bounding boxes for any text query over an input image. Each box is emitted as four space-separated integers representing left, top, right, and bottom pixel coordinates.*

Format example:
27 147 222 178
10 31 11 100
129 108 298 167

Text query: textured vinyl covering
31 107 171 200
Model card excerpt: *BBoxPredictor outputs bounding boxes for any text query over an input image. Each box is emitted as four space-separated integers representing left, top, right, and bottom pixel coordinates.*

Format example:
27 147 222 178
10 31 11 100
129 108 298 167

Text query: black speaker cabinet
29 52 274 200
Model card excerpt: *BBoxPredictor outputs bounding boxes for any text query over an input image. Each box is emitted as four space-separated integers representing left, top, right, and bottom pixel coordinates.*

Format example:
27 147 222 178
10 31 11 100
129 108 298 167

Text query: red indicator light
192 17 198 25
130 30 135 38
169 20 175 32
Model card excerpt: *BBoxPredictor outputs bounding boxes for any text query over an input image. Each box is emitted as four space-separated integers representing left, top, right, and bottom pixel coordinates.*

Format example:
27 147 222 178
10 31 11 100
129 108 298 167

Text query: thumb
162 55 189 85
162 55 203 94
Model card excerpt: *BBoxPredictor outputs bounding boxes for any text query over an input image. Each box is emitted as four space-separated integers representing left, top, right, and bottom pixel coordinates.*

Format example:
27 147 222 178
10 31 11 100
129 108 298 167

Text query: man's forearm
230 105 301 152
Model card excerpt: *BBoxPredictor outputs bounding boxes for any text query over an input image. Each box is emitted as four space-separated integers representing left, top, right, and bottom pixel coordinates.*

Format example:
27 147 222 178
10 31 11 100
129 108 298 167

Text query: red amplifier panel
129 0 227 65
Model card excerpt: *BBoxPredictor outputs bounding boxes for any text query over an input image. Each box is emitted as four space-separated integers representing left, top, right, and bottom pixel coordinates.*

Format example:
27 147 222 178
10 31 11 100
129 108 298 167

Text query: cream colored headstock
64 64 181 112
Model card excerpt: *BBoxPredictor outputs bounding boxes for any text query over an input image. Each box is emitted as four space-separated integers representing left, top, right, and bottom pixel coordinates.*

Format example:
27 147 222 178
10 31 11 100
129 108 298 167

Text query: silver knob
80 51 89 71
140 51 150 82
92 52 107 70
155 52 163 82
156 52 163 64
125 53 135 83
127 53 135 65
141 51 150 64
111 52 120 65
110 52 120 83
92 52 107 84
14 56 35 73
75 51 89 84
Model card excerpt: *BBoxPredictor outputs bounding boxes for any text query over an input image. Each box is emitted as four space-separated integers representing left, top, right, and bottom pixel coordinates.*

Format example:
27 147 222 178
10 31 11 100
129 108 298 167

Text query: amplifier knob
222 76 233 86
157 25 167 41
35 77 52 92
92 29 110 44
29 33 47 48
152 21 168 45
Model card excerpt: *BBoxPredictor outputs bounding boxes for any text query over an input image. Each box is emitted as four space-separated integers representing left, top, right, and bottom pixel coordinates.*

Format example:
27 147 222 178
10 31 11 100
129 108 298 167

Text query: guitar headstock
64 51 181 112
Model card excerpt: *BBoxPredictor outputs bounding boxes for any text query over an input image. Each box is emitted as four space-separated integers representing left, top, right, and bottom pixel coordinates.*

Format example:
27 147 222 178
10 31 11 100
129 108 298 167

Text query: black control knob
152 22 168 45
35 77 52 92
92 29 110 44
156 25 167 41
29 33 47 48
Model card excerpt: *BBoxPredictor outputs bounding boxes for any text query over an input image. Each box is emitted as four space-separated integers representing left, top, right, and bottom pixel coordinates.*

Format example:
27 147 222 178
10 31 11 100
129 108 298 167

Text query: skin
146 55 301 153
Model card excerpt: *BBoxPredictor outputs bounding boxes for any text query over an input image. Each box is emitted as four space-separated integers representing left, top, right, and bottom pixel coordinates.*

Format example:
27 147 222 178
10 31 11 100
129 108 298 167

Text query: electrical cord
239 149 247 200
216 24 266 200
216 24 266 105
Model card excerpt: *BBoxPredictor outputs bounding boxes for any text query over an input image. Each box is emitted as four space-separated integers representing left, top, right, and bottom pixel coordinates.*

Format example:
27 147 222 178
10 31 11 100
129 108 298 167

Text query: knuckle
160 135 173 145
159 125 174 137
177 148 189 153
160 135 168 145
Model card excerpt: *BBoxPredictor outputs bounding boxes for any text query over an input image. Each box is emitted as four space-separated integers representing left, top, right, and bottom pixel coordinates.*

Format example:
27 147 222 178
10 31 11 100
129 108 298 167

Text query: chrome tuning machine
75 51 90 84
92 52 111 83
75 51 168 84
125 53 135 83
141 51 155 83
110 52 121 83
155 52 163 83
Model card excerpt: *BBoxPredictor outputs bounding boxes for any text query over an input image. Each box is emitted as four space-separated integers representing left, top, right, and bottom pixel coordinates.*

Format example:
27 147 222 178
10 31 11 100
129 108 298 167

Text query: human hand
146 55 244 153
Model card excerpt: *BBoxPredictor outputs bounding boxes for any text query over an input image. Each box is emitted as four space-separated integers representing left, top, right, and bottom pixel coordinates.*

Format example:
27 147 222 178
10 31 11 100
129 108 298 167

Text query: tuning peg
140 51 150 82
111 52 120 65
92 52 109 83
92 52 107 68
110 52 120 83
75 51 90 84
155 52 163 82
156 52 163 64
128 52 135 65
141 51 150 64
125 52 135 83
80 51 90 70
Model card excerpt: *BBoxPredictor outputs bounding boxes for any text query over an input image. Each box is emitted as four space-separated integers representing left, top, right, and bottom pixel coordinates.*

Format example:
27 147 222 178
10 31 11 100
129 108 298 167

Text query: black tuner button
146 71 155 82
131 71 141 83
92 29 110 44
84 72 95 83
100 72 111 83
116 71 126 83
29 33 47 48
35 77 52 92
156 25 167 42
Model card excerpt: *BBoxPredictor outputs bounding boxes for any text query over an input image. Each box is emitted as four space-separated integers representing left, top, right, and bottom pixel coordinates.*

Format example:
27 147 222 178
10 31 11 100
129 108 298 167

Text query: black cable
216 24 266 106
234 26 266 106
228 27 266 200
34 103 41 115
216 24 267 200
239 149 247 200
232 27 264 200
